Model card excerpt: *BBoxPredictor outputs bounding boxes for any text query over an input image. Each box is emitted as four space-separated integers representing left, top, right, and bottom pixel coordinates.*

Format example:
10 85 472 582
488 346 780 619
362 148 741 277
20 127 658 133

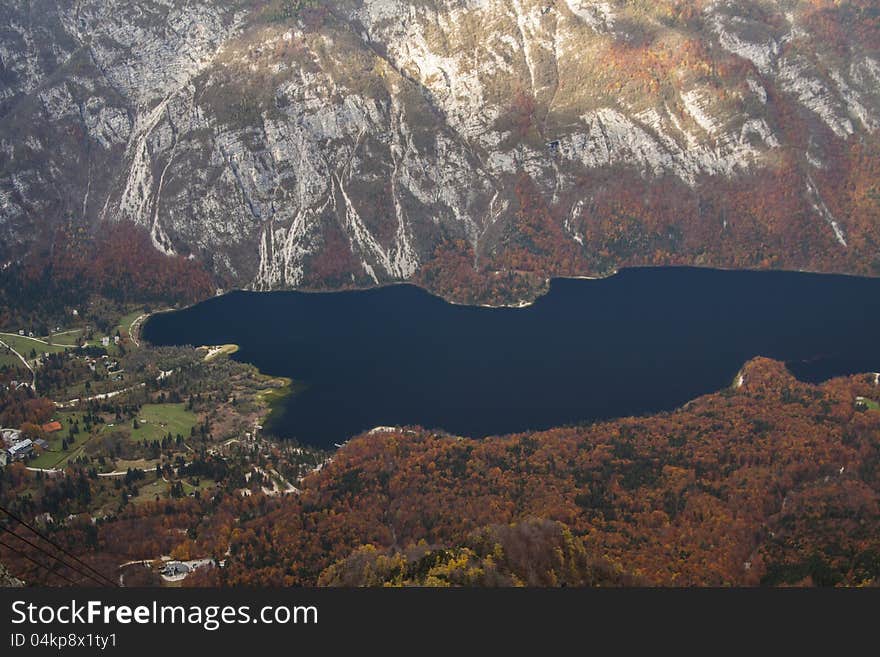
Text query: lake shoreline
141 264 880 337
186 263 880 317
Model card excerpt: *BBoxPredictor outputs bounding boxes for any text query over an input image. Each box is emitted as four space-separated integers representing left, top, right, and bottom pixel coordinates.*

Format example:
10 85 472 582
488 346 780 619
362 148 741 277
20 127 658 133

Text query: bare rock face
2 1 879 303
0 561 23 587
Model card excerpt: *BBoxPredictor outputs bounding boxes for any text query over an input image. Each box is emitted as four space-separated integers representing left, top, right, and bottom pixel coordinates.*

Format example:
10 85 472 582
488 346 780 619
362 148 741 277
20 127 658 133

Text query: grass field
29 404 197 468
0 346 27 369
115 458 161 471
182 478 216 495
28 449 68 470
0 333 68 360
130 403 199 443
27 413 91 469
29 441 84 470
45 329 84 346
131 478 170 505
117 309 147 340
856 396 880 412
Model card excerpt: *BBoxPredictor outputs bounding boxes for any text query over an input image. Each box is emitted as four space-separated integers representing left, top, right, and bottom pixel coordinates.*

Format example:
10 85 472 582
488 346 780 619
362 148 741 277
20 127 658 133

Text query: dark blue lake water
143 267 880 449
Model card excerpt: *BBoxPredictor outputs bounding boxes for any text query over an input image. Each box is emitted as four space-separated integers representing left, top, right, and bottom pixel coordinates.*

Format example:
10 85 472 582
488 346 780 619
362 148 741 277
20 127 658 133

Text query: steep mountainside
2 1 880 303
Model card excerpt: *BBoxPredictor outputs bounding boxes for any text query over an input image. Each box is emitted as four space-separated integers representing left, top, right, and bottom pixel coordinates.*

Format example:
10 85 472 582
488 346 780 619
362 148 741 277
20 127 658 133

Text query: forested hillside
8 357 865 587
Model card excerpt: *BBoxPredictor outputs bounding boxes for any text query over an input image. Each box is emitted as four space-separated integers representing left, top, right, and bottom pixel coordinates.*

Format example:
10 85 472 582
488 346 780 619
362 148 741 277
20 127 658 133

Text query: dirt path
0 331 50 346
55 382 147 408
128 314 149 348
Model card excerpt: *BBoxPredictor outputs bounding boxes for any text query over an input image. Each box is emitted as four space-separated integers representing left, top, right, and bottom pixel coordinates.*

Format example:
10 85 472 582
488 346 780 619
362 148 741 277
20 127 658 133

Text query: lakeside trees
0 221 215 331
142 359 880 587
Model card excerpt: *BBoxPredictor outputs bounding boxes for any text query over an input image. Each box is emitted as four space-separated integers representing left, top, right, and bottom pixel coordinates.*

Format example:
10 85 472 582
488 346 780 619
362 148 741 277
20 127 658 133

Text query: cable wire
0 505 118 587
0 537 83 586
0 523 111 587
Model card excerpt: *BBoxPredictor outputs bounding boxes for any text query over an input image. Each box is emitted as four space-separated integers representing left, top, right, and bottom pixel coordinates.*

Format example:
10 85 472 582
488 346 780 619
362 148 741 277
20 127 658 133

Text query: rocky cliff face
2 1 879 303
0 560 23 587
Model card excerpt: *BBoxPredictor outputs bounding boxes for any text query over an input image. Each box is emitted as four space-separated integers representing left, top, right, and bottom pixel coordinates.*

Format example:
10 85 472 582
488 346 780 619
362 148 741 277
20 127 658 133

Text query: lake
142 267 880 449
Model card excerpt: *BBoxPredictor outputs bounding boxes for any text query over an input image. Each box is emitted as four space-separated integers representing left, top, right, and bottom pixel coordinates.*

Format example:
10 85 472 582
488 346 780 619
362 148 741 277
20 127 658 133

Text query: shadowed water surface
143 268 880 448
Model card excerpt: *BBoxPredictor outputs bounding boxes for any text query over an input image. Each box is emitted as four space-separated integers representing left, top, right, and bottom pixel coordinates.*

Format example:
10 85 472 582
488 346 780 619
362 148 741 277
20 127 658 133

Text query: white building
7 439 33 461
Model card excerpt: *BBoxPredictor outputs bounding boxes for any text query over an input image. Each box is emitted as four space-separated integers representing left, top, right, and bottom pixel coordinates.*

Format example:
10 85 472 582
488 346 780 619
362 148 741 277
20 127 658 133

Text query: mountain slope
317 518 639 586
198 359 880 586
2 1 880 303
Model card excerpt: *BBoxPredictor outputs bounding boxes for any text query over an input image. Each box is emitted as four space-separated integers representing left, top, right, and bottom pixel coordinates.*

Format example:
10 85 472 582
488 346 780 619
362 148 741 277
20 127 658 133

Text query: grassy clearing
0 347 27 369
115 458 161 471
182 478 216 495
27 413 89 469
130 403 199 443
46 329 84 346
30 435 95 470
28 450 67 470
27 450 55 469
256 377 295 405
117 310 146 338
131 478 170 505
856 396 880 412
30 441 79 469
0 333 68 359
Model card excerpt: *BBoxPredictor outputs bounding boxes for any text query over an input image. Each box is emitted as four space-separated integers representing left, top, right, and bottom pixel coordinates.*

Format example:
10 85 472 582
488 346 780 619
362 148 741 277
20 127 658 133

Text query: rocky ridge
1 1 879 303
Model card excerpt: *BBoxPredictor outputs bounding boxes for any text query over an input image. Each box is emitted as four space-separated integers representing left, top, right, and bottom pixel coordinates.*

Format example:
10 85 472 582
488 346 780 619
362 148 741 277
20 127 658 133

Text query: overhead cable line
0 504 118 587
0 537 84 586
